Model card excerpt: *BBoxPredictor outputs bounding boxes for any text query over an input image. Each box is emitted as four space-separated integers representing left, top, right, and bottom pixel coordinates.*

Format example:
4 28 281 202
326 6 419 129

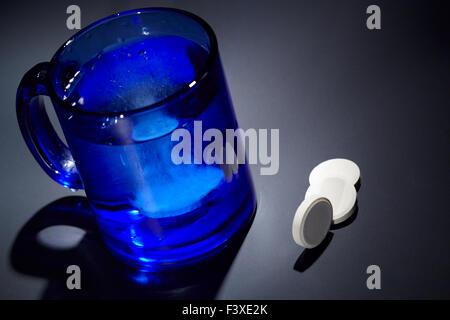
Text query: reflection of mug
16 8 256 270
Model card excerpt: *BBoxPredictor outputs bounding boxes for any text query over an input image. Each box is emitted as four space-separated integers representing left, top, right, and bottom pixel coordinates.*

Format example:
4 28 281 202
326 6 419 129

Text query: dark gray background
1 0 449 299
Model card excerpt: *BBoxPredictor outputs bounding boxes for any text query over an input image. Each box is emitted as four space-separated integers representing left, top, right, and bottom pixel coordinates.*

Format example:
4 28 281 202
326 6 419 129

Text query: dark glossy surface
1 0 449 299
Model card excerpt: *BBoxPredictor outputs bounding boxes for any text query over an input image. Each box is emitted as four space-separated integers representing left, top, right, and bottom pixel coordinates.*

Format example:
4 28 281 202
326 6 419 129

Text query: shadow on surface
293 232 334 272
354 178 361 192
10 196 250 299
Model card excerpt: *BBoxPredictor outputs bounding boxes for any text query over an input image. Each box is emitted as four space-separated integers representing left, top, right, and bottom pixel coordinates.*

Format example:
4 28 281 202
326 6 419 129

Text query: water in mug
55 35 255 266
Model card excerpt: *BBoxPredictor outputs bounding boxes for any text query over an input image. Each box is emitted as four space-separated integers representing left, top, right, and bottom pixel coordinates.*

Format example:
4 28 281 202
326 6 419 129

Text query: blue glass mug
16 8 256 270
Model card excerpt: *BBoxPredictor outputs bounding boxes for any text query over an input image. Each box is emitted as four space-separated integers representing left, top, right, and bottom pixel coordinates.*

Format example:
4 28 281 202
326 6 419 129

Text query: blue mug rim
47 7 219 117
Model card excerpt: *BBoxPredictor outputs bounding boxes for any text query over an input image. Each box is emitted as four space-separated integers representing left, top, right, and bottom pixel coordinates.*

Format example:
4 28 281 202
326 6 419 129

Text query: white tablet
292 196 333 248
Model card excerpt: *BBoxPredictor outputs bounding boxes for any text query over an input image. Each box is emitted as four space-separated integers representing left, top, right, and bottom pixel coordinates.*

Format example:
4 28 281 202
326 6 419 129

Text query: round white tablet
292 196 333 248
305 177 357 224
309 158 360 186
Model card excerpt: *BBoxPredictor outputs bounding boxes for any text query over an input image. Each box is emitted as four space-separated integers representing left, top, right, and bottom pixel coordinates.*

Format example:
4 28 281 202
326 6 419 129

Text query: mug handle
16 62 83 190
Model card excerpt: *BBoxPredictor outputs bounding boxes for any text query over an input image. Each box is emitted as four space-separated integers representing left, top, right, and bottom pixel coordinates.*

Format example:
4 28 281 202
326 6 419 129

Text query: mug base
100 195 257 272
